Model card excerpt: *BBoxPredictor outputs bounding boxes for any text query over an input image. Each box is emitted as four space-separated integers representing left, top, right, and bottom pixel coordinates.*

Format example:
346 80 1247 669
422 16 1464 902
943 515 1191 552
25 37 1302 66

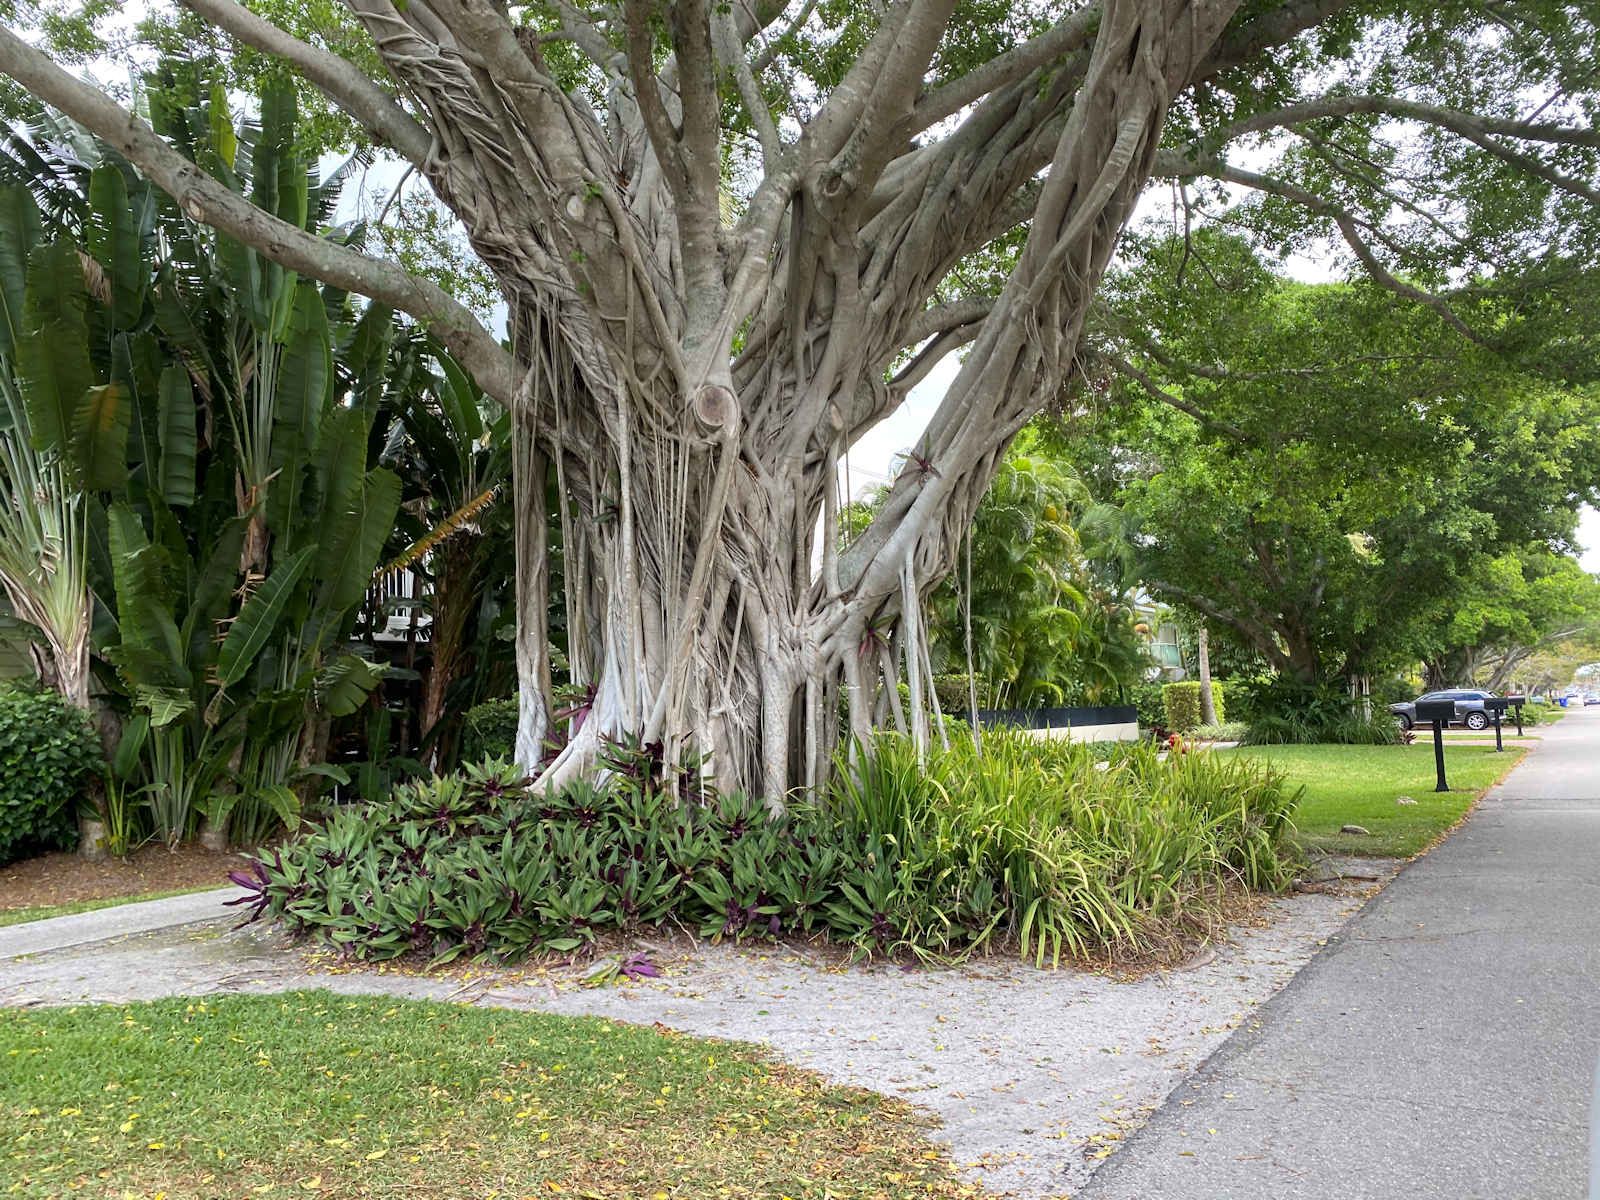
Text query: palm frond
373 484 500 584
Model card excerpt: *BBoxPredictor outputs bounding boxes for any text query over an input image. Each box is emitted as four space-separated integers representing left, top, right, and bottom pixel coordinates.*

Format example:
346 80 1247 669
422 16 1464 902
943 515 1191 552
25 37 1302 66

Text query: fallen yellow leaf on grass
365 1149 388 1160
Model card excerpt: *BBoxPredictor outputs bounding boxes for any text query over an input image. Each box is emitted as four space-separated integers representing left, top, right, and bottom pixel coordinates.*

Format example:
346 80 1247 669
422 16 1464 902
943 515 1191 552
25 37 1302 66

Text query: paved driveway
1083 706 1600 1200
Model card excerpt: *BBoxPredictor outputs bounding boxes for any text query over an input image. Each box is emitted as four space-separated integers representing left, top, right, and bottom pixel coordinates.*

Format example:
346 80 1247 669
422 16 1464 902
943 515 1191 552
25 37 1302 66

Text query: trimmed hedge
0 687 101 863
1127 681 1167 730
1163 681 1225 733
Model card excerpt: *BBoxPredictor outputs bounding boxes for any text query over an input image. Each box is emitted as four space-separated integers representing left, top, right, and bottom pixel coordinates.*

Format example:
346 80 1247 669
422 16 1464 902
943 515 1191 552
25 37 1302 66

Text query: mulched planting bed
0 844 249 913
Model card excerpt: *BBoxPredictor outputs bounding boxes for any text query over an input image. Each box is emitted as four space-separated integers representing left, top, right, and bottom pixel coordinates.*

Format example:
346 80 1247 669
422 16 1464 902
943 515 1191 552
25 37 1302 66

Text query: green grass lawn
1223 742 1526 857
0 885 224 928
0 991 981 1200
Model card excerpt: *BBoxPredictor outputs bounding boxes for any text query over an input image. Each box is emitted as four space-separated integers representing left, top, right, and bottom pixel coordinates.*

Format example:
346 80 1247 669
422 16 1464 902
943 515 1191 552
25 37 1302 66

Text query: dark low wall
977 705 1139 731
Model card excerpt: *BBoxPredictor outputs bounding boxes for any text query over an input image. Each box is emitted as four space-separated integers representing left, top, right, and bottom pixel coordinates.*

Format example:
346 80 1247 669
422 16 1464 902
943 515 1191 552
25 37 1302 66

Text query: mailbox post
1484 697 1511 752
1415 698 1457 792
1507 695 1526 737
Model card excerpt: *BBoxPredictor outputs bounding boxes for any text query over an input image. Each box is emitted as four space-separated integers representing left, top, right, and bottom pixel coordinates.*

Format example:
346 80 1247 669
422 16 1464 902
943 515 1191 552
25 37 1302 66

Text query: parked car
1389 689 1501 732
1586 694 1600 706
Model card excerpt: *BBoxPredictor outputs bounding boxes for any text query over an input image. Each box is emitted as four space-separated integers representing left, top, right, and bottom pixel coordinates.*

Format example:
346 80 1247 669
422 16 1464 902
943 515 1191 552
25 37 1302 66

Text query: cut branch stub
691 383 738 432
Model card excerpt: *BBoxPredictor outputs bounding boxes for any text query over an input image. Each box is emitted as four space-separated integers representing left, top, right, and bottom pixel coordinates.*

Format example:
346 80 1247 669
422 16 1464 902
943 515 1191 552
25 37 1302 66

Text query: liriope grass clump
828 732 1299 964
239 731 1299 967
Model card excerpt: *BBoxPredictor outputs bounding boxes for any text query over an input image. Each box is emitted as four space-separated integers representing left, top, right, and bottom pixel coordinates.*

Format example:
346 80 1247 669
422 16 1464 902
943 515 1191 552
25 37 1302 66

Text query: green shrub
931 673 999 713
1192 721 1248 741
1162 681 1225 733
1510 702 1553 727
243 754 841 964
240 730 1300 968
1126 681 1167 730
1241 712 1401 745
461 698 519 762
0 687 101 863
827 731 1296 963
1233 677 1402 745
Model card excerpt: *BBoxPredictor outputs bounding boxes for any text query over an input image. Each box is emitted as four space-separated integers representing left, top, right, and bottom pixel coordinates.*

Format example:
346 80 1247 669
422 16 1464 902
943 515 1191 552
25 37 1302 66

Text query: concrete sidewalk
1083 706 1600 1200
0 887 244 959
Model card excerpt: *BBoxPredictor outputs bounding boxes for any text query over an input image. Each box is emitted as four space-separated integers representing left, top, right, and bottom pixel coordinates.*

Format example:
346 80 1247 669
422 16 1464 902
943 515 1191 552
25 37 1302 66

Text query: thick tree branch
1210 94 1600 151
179 0 433 164
713 5 782 167
750 0 819 74
1158 150 1493 346
900 297 996 346
906 6 1099 136
1194 0 1354 83
888 323 983 394
1145 576 1288 670
0 22 518 405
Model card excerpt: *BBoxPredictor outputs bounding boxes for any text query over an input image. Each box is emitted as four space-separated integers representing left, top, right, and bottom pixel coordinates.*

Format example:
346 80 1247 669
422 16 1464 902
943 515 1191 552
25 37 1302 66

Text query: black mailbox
1505 694 1526 737
1414 699 1454 791
1415 699 1457 723
1483 696 1523 749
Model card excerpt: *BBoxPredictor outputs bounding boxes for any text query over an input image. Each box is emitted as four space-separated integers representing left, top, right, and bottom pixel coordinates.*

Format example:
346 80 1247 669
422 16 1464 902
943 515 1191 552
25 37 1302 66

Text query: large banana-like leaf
316 464 402 619
434 348 484 446
135 684 193 728
264 284 333 538
256 80 307 232
208 82 237 172
148 266 217 380
218 232 267 332
216 545 314 687
0 184 42 357
310 409 398 620
179 515 247 668
342 302 396 417
71 382 131 491
16 239 91 455
248 783 301 831
110 712 150 781
156 365 197 506
314 652 386 718
85 165 147 331
106 500 187 689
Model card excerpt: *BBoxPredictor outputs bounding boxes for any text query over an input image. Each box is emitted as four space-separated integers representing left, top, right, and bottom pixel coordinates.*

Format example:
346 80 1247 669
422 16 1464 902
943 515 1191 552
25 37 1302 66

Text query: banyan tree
2 0 1595 797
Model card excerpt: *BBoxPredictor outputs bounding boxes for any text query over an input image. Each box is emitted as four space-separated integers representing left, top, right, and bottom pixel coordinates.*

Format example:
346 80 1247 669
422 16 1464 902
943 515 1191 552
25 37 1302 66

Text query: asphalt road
1083 706 1600 1200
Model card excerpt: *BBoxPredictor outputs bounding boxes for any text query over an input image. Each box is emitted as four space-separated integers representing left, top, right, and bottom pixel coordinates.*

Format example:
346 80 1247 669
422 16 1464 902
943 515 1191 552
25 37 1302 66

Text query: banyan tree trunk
492 0 1232 801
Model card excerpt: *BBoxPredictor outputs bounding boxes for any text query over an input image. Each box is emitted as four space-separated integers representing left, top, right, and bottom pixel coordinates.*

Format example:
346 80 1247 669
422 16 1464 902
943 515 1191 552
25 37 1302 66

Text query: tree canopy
1054 231 1600 685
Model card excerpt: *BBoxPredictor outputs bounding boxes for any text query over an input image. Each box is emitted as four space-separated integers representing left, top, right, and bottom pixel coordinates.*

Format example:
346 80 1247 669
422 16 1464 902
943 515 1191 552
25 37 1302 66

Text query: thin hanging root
963 528 983 751
901 552 930 759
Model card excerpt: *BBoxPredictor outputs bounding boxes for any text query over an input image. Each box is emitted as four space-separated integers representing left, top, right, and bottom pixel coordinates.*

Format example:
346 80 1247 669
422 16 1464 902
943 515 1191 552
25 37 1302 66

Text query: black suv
1389 689 1497 732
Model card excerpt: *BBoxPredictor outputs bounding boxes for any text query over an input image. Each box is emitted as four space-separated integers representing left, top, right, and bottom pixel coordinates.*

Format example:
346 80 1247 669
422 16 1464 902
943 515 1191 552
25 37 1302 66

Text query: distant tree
1420 551 1600 693
912 439 1149 709
1057 235 1600 686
